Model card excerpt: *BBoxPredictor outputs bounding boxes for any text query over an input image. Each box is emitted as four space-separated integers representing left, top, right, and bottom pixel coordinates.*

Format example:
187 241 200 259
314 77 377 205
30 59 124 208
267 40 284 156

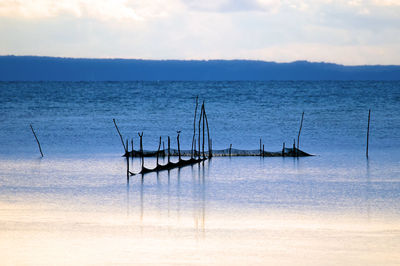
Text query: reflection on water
126 157 208 237
1 154 400 265
1 81 400 264
366 157 371 220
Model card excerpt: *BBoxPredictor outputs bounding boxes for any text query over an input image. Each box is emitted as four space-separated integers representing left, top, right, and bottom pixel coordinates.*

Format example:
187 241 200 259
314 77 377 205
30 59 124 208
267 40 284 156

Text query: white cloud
0 0 183 21
0 0 399 64
372 0 400 6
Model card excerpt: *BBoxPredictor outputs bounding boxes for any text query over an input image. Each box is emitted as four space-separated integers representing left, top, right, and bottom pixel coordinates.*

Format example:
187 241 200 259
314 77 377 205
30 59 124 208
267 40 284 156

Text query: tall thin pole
30 124 43 157
203 103 211 158
138 132 144 169
202 104 205 159
177 132 181 161
366 109 371 158
198 104 203 160
157 136 161 166
113 119 126 152
168 136 171 163
210 139 212 157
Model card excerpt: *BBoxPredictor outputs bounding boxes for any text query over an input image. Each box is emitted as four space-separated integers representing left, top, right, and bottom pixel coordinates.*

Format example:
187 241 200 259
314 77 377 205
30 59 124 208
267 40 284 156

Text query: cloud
372 0 400 6
0 0 399 64
183 0 280 13
0 0 183 21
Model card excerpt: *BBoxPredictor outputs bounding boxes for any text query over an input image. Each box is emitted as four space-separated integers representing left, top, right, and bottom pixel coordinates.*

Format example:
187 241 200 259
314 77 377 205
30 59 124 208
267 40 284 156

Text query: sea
0 81 399 265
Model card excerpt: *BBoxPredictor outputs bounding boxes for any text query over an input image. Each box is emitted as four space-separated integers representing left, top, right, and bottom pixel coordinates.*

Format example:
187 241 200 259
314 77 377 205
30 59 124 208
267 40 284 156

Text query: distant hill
0 56 399 81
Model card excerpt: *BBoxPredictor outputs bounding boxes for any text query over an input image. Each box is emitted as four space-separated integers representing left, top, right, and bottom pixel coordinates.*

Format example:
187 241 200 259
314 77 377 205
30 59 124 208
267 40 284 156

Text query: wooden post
282 142 285 157
30 124 43 157
366 109 371 158
229 144 232 157
203 103 211 158
157 136 161 166
293 139 296 157
202 103 205 159
297 112 304 151
125 140 129 178
168 136 171 163
162 141 165 157
113 119 126 152
177 132 181 161
210 139 212 157
262 144 265 157
191 96 199 158
138 132 144 170
198 104 203 160
259 138 262 156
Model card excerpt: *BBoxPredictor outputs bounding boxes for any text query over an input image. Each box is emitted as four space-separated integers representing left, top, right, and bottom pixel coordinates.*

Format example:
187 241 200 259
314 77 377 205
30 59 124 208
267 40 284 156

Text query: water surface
0 81 399 265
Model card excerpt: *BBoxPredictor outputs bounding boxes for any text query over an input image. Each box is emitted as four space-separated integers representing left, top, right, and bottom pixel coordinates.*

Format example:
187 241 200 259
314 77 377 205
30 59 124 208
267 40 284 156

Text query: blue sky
1 0 399 65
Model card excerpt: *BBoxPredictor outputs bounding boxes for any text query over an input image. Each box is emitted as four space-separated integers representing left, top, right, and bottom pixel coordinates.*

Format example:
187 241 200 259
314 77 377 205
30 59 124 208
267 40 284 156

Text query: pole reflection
125 158 209 238
366 157 371 220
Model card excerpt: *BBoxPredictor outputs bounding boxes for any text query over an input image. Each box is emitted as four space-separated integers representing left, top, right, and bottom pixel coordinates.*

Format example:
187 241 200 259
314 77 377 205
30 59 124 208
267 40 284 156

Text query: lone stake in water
366 109 371 158
30 124 43 157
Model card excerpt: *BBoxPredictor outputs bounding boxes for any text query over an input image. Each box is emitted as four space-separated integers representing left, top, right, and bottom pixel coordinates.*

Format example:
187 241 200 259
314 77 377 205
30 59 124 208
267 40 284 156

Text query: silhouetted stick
157 136 161 166
282 142 285 157
191 96 199 158
131 138 134 155
263 144 265 157
162 141 165 157
202 103 205 158
203 103 211 158
138 132 144 170
113 119 126 152
168 136 171 163
229 144 232 157
259 138 262 156
366 109 371 158
210 139 212 157
126 139 128 157
177 131 181 161
293 139 296 156
30 124 43 157
198 104 203 160
297 112 304 151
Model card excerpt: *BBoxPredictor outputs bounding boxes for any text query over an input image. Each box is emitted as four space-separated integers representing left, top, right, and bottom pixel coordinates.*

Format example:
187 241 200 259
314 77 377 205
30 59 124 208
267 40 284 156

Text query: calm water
0 81 399 265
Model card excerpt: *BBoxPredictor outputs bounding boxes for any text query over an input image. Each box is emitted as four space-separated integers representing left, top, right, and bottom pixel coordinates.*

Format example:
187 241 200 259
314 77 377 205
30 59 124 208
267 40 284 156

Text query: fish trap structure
125 147 311 158
114 98 312 177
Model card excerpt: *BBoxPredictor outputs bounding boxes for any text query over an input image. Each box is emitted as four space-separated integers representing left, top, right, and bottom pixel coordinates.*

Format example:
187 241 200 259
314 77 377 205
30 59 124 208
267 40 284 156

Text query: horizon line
2 54 400 67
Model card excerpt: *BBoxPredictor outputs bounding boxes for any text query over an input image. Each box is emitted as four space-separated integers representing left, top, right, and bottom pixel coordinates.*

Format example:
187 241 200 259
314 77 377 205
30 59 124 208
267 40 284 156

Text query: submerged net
126 147 312 157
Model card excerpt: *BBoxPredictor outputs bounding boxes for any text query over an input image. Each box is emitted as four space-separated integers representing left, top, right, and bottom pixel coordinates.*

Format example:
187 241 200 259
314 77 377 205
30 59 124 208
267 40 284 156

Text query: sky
0 0 400 65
